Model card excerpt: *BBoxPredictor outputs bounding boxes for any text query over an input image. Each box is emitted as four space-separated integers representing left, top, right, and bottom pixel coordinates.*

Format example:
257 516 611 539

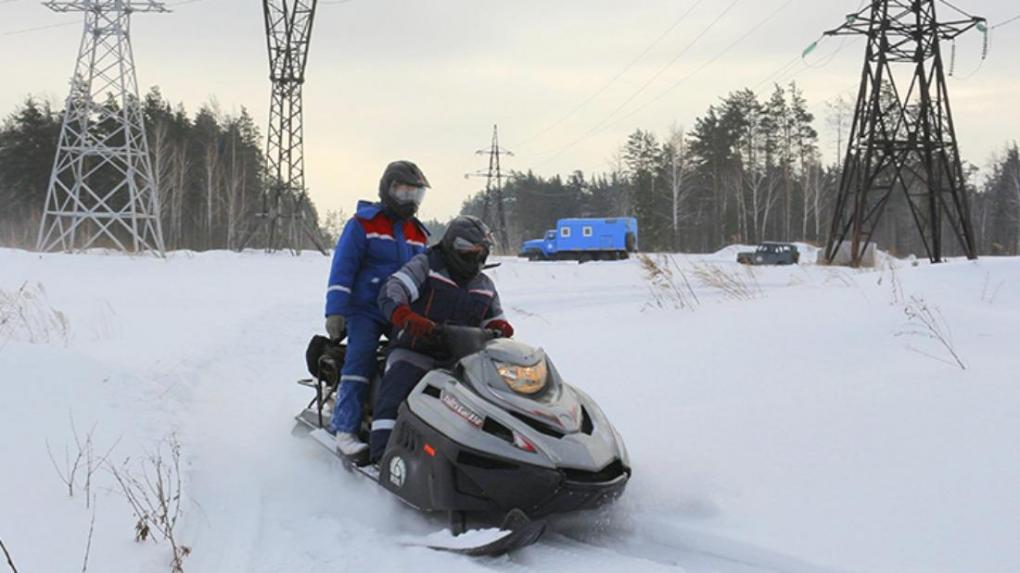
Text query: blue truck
519 217 639 261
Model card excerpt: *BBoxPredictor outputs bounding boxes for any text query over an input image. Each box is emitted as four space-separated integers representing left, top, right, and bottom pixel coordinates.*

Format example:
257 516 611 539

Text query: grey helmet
441 215 495 282
379 160 430 219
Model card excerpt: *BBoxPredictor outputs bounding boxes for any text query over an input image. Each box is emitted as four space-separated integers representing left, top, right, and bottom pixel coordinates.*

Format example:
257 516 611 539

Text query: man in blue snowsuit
325 160 430 462
370 216 515 462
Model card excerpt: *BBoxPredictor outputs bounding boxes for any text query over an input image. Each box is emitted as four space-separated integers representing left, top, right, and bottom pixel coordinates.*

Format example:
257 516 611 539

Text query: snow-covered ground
1 247 1018 572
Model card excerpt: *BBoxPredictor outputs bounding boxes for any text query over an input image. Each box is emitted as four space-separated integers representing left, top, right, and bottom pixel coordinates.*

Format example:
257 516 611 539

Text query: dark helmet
441 215 494 282
378 160 430 219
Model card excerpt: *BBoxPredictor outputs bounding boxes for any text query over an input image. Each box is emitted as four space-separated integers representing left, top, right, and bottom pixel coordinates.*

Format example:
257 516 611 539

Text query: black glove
325 315 346 341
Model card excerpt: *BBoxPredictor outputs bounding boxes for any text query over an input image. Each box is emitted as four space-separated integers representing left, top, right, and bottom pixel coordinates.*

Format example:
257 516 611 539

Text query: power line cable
1 20 77 37
938 0 976 19
2 0 199 37
569 0 742 140
752 53 802 92
533 0 794 167
512 0 708 149
992 13 1020 29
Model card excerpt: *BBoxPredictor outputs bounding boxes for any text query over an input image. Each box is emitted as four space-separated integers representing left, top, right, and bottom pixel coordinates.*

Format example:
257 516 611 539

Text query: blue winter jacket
325 200 429 323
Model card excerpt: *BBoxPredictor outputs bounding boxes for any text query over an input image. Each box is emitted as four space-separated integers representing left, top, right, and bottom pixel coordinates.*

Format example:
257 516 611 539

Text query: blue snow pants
328 314 388 435
369 350 435 462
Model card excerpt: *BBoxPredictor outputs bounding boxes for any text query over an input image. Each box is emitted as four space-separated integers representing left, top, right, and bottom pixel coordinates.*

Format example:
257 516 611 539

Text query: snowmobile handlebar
432 324 504 363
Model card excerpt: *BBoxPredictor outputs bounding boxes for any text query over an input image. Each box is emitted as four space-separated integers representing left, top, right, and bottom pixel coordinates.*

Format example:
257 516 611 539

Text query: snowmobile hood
461 339 584 436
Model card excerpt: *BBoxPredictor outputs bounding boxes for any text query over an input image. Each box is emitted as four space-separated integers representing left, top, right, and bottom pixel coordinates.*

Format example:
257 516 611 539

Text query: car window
560 227 571 238
582 226 593 237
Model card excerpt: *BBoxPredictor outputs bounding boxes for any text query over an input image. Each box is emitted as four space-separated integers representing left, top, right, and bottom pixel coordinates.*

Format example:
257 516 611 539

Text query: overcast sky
3 0 1018 221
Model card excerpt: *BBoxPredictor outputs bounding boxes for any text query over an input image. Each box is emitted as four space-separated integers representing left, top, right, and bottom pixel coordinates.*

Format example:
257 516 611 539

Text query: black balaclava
440 215 494 283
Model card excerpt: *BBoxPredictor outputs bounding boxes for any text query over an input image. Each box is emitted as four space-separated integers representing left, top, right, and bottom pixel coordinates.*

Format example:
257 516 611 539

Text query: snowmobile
293 324 631 556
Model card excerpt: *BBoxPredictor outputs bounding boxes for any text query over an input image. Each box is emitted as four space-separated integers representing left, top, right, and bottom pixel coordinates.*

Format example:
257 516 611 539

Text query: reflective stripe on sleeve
327 285 352 294
340 375 370 384
394 271 420 301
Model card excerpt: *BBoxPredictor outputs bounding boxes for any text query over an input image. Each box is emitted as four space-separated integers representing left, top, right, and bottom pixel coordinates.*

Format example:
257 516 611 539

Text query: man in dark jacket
369 216 514 462
324 160 430 461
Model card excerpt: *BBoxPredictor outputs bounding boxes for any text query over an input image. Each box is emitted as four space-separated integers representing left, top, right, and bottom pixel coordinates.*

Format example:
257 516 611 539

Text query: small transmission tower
37 0 168 254
823 0 984 265
240 0 326 254
465 125 513 253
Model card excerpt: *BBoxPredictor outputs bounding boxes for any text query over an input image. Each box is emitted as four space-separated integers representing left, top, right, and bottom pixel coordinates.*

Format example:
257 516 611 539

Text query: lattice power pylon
465 125 513 253
239 0 326 254
37 0 167 254
823 0 984 265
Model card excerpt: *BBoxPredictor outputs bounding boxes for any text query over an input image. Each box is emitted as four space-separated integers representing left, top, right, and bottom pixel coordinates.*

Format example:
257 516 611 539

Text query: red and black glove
391 305 436 338
486 319 514 338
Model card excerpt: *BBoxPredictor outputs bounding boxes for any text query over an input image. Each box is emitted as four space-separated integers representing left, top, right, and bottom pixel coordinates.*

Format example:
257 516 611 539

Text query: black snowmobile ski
302 427 545 556
408 509 546 557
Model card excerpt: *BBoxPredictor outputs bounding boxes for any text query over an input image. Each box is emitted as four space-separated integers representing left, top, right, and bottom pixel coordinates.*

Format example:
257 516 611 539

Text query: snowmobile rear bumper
379 405 630 520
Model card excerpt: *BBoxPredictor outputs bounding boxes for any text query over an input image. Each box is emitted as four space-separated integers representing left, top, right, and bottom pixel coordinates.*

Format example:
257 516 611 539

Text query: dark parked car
737 242 800 265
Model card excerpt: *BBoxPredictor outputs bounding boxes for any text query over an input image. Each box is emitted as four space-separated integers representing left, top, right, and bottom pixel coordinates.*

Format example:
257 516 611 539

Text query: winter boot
335 432 369 466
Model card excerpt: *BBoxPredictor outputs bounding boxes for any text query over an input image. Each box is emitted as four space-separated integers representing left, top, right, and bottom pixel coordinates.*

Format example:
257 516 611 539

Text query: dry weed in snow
46 414 120 507
0 282 69 347
877 260 905 305
0 537 17 573
980 272 1005 304
638 254 700 310
897 296 966 370
692 262 762 301
108 436 190 573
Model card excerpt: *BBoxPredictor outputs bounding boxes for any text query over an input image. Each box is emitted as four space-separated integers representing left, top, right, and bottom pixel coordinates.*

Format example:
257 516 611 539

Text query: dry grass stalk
980 272 1005 304
0 282 69 348
876 260 904 304
638 254 700 310
108 436 190 572
897 296 966 370
46 414 119 507
81 501 97 573
0 537 18 573
692 262 762 301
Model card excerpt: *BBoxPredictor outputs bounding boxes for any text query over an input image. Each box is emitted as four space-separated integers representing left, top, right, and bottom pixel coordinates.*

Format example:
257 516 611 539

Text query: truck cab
520 218 638 261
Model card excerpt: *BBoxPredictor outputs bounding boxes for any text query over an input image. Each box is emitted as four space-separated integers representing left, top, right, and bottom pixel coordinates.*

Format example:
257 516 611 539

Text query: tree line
2 83 1018 256
463 83 1020 258
0 88 321 252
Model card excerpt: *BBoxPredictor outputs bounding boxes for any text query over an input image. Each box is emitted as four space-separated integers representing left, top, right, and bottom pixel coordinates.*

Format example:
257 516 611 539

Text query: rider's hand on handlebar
486 319 514 339
391 305 437 338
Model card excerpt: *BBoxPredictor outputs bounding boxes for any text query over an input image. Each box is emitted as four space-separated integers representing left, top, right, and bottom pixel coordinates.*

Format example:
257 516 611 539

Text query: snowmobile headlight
494 359 548 395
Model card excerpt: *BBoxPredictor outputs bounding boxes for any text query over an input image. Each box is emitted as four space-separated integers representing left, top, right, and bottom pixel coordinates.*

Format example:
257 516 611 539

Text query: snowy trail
4 249 1020 571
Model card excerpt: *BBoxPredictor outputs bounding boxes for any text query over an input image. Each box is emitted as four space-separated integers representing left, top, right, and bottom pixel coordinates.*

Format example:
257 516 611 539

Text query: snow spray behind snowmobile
295 325 630 554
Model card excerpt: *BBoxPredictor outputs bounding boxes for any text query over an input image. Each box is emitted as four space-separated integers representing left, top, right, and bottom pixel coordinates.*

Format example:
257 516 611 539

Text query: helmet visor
389 183 427 206
451 235 491 254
